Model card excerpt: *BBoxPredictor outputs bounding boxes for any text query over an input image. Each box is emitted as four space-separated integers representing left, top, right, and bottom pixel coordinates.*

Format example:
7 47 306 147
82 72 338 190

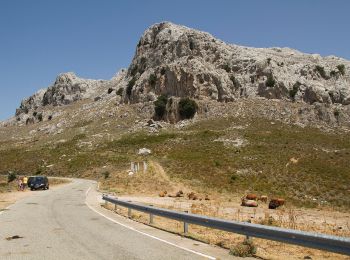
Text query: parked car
28 176 49 190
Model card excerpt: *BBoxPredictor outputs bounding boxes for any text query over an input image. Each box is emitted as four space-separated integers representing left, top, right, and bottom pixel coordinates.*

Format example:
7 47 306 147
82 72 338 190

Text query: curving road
0 179 234 260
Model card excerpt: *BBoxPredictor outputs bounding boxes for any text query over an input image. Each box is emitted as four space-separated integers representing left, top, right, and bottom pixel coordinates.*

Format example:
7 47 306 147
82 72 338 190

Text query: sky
0 0 349 120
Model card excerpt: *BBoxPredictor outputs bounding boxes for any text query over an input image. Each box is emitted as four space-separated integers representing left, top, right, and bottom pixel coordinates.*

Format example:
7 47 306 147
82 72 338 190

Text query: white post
143 161 147 173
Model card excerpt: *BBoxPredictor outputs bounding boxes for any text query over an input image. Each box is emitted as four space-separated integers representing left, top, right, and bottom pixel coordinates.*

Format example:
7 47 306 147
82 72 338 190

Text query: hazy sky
0 0 349 120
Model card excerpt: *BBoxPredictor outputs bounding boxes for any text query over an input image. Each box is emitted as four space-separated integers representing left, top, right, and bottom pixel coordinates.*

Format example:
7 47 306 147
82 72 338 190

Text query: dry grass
103 199 350 260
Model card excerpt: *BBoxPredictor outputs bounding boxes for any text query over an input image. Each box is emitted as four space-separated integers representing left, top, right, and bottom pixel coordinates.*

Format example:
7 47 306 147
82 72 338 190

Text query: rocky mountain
6 21 350 128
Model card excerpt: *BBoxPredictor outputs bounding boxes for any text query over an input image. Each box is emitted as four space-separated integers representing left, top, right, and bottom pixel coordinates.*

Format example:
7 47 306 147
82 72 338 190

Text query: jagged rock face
123 22 350 107
14 71 126 123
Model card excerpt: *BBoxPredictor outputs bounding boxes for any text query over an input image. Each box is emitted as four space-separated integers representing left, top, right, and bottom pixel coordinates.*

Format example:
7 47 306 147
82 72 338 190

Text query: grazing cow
269 198 285 209
241 199 258 207
188 192 198 200
175 190 184 197
158 191 167 197
245 194 258 200
258 195 268 203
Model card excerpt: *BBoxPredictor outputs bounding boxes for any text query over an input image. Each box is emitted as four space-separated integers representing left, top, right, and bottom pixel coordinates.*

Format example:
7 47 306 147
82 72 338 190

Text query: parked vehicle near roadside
28 176 49 190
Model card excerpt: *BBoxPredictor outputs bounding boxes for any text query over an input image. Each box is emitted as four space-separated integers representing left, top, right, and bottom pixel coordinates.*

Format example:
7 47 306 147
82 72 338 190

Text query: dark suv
28 176 49 190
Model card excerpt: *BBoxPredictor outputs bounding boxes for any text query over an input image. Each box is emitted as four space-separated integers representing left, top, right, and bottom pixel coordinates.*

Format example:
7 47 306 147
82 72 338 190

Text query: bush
337 64 345 76
330 70 337 77
315 65 328 79
102 171 110 179
222 64 231 73
48 115 53 121
7 171 16 183
130 65 138 77
189 39 195 50
116 88 124 96
160 67 166 75
265 74 276 87
154 95 168 119
267 57 271 65
127 77 136 97
289 81 301 101
229 238 257 257
37 113 43 122
149 74 157 86
107 88 114 94
178 98 198 119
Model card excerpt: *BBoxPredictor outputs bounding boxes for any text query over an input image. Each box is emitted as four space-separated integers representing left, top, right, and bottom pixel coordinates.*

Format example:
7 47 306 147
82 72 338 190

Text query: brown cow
245 194 258 200
158 191 167 197
269 198 285 209
258 195 268 203
188 192 198 200
175 190 184 197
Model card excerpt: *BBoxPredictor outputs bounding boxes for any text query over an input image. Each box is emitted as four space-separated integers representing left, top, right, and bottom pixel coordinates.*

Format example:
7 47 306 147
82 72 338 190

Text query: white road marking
85 186 216 260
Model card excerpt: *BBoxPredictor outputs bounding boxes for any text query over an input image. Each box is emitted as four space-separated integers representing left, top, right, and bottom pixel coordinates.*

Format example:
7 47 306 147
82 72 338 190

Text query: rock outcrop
122 22 350 107
11 21 350 127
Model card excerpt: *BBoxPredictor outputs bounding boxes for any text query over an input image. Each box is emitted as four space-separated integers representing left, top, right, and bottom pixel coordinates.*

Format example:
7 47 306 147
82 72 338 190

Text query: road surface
0 179 235 260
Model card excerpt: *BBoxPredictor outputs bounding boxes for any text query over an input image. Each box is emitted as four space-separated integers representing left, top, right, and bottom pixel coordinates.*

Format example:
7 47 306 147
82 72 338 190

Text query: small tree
289 81 301 101
178 98 198 119
337 64 345 76
149 74 157 86
7 171 16 183
315 65 328 79
127 77 136 97
265 74 276 87
154 95 168 119
37 113 43 122
116 88 124 96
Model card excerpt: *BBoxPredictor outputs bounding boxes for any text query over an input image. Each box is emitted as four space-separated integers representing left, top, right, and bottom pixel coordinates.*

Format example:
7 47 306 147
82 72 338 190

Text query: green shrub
265 74 276 87
178 98 198 119
334 110 340 117
154 95 168 119
7 171 16 183
289 81 301 101
127 77 136 97
222 64 231 73
130 65 138 76
160 67 166 75
337 64 345 76
37 113 43 122
267 58 271 65
189 40 195 50
107 88 114 94
116 88 124 96
102 171 110 179
330 70 337 77
149 73 157 86
315 65 328 79
229 238 257 257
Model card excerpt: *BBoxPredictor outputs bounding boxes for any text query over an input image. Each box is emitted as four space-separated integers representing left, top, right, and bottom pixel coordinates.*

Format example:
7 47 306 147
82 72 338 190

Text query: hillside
0 22 350 211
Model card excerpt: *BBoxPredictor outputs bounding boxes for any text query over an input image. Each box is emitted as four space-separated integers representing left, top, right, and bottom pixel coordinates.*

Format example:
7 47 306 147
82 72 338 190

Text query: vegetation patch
178 98 198 119
154 95 168 119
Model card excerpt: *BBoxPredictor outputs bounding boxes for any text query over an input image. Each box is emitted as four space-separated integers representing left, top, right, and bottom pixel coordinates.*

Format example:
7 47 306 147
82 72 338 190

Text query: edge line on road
85 186 216 260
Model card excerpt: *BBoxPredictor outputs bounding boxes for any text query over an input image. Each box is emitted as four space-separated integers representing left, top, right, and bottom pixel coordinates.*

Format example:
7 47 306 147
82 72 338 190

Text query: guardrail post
128 208 132 218
149 205 154 224
114 204 117 212
246 219 251 240
183 210 188 234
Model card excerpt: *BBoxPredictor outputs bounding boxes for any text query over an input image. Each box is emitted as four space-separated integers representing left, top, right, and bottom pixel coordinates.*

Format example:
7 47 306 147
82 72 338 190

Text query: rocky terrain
0 21 349 209
2 21 350 129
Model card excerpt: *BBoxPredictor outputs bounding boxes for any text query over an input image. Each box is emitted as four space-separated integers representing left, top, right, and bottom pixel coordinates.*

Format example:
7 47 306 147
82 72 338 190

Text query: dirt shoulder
0 177 71 211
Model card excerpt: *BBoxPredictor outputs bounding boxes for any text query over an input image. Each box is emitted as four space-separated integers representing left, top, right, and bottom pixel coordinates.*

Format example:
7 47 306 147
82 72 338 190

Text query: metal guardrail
102 195 350 256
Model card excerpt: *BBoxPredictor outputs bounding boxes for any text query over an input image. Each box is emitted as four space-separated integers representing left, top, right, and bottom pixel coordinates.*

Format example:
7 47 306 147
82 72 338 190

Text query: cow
245 194 258 200
175 190 184 197
258 195 268 203
158 191 167 197
188 192 198 200
241 199 258 207
269 198 285 209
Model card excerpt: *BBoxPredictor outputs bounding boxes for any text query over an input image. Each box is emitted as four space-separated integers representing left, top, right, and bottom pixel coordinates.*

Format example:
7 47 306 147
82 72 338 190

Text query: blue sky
0 0 349 120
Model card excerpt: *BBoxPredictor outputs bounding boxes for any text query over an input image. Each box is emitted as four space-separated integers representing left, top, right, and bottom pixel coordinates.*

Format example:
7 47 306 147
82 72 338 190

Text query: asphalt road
0 179 232 260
